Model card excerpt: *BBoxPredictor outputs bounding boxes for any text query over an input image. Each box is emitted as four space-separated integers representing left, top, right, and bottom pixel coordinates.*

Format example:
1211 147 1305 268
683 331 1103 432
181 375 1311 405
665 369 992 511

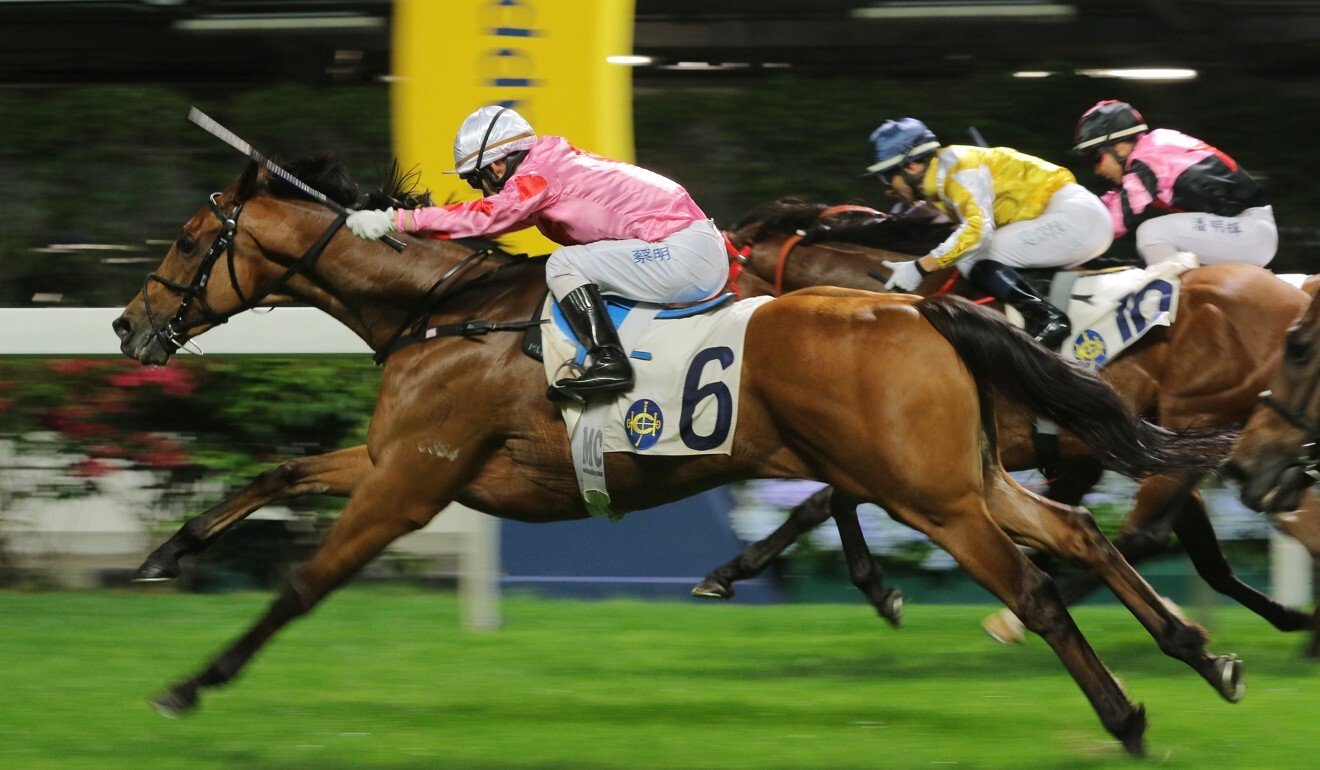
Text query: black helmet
1072 100 1148 155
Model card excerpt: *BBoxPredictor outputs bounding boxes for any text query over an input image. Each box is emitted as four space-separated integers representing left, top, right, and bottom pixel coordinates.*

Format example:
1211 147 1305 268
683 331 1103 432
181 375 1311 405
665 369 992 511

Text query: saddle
521 291 735 363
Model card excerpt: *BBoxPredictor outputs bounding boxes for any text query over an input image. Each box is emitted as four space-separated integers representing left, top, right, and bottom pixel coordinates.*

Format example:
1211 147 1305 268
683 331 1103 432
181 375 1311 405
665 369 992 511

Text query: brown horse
1225 282 1320 654
698 198 1315 642
115 158 1239 755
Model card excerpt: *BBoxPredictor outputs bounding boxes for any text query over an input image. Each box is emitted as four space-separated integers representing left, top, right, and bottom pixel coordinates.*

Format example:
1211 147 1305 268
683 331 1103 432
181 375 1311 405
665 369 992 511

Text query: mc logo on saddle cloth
541 292 774 517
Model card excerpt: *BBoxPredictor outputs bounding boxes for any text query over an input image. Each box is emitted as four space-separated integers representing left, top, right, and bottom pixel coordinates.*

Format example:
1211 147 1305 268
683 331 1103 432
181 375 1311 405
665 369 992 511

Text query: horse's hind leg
883 495 1148 756
985 472 1245 703
134 445 370 582
149 450 459 716
692 485 833 599
984 459 1105 643
830 492 902 627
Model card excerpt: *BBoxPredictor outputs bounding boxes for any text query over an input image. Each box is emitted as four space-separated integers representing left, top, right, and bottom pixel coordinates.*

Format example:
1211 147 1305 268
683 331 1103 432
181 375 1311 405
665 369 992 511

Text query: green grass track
1 588 1316 769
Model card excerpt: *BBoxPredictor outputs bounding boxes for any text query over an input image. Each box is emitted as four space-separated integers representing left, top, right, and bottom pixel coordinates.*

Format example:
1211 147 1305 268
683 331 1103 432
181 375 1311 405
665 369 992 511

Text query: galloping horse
115 158 1238 754
1226 286 1320 654
700 198 1315 641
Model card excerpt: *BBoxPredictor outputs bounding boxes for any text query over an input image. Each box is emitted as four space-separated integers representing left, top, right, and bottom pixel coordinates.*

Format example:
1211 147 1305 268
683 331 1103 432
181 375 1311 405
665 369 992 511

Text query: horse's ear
234 160 264 201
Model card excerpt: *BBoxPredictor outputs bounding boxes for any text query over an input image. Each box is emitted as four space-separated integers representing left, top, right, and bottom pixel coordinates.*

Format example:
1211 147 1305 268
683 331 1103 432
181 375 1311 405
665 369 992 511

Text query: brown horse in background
1226 284 1320 654
701 198 1314 642
115 158 1240 755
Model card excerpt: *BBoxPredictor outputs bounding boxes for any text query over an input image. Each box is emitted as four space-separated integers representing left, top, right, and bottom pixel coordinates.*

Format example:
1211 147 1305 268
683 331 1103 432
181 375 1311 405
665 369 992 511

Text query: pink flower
70 458 113 478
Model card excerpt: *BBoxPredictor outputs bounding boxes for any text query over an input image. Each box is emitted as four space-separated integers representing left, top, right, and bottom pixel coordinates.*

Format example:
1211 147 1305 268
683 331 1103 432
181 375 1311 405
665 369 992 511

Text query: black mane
731 196 952 256
266 155 514 256
728 197 832 233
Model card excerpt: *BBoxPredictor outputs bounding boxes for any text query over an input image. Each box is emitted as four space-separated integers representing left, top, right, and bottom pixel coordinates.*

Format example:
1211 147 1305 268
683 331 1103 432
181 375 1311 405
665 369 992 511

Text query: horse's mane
266 155 514 257
728 197 831 234
730 196 952 256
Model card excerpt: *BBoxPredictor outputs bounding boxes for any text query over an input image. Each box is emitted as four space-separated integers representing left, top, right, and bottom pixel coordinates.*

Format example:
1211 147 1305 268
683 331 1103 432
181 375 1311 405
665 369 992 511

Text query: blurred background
0 0 1316 617
4 3 1320 767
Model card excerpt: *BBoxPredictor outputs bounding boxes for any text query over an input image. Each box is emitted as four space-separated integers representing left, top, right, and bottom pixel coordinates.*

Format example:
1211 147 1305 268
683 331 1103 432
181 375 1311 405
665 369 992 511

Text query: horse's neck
287 233 538 352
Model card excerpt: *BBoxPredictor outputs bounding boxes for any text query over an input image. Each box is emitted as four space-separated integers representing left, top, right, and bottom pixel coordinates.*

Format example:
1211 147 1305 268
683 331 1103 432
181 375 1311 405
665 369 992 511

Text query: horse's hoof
878 589 903 629
980 609 1025 645
150 684 198 718
132 555 180 583
1211 654 1245 703
690 578 733 600
1116 704 1148 758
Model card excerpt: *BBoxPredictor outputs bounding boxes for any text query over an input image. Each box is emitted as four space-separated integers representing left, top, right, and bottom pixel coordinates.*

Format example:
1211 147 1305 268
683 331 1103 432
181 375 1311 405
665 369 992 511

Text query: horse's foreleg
1174 491 1311 631
985 472 1244 704
886 496 1148 756
829 492 902 627
691 485 832 599
134 445 371 582
149 448 464 716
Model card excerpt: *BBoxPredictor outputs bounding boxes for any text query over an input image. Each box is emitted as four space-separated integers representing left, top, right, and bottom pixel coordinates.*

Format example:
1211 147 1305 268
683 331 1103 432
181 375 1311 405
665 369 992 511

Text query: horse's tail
914 294 1234 478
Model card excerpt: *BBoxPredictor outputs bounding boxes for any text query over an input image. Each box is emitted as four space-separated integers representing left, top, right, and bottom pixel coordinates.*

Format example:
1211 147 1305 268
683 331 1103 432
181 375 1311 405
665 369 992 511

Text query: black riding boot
551 284 634 398
969 260 1072 350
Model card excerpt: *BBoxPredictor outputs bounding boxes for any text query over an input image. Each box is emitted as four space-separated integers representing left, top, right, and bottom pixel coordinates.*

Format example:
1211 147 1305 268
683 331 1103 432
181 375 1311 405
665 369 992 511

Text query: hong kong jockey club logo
1073 329 1109 367
624 399 663 450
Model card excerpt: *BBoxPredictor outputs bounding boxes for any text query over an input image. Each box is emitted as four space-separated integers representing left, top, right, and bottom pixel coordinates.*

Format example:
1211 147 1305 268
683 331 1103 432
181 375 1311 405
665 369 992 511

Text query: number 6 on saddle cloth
542 291 764 518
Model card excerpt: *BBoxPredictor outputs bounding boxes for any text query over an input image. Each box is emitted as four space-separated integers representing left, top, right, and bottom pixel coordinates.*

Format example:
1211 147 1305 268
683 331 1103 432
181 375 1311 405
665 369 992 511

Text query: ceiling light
852 2 1075 21
1077 68 1198 81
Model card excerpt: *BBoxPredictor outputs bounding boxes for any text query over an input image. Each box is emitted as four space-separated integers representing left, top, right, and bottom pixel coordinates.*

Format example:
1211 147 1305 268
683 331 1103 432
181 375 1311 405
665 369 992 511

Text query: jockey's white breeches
957 183 1114 274
545 218 728 303
1134 206 1277 267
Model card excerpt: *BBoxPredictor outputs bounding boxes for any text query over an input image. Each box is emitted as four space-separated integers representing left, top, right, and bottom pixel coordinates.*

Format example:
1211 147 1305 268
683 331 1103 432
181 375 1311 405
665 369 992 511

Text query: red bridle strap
772 205 882 297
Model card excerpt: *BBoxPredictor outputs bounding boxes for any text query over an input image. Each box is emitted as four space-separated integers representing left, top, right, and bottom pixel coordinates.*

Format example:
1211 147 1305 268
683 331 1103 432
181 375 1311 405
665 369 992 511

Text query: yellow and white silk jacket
919 146 1076 268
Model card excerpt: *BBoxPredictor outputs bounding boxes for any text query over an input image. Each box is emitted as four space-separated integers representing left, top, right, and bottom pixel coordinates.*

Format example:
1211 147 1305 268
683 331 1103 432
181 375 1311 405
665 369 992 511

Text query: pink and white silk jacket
1100 128 1264 236
395 136 708 246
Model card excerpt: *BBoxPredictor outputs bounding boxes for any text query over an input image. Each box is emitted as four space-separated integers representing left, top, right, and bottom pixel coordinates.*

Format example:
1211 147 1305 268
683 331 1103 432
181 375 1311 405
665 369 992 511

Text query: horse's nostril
1221 460 1247 482
112 316 133 341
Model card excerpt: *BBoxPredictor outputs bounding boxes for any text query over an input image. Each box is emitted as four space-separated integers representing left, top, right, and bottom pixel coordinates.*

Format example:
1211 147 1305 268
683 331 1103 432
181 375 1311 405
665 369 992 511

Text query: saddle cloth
542 293 773 456
1006 253 1197 368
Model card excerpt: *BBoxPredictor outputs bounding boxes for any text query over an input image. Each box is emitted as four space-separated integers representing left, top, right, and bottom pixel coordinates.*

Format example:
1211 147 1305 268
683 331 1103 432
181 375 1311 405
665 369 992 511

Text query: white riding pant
1134 205 1277 267
545 218 728 304
957 183 1114 275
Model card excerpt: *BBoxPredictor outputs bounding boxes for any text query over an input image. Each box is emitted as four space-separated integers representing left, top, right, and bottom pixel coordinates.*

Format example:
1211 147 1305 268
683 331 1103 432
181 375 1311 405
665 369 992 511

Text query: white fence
0 307 500 631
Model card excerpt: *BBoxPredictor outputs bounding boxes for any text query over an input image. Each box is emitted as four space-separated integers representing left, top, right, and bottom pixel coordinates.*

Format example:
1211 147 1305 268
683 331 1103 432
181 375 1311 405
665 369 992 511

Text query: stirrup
1033 318 1072 350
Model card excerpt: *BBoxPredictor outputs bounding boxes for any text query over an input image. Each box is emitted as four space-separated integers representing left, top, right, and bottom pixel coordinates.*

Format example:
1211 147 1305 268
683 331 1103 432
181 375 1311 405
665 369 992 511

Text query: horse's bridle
1257 348 1320 486
142 192 346 354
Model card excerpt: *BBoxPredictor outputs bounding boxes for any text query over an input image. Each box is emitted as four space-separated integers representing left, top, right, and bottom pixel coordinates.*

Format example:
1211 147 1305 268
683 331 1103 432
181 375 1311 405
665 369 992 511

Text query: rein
772 205 881 296
1257 355 1320 486
373 249 546 365
143 192 345 354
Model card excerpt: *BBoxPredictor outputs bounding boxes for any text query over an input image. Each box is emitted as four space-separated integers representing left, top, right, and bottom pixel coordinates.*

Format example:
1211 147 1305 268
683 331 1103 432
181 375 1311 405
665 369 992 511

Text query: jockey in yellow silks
867 118 1113 349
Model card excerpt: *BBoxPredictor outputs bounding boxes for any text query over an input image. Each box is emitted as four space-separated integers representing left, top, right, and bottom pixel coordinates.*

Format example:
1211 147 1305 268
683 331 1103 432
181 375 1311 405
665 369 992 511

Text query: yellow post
392 0 637 255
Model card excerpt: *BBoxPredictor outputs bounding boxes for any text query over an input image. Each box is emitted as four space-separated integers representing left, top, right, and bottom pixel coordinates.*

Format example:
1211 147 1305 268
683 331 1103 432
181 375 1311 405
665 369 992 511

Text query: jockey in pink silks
347 105 726 398
1072 100 1276 268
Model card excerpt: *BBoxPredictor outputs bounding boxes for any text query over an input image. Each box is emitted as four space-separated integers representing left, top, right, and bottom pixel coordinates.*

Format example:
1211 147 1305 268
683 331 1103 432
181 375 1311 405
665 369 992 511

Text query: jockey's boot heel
969 260 1073 350
551 284 635 397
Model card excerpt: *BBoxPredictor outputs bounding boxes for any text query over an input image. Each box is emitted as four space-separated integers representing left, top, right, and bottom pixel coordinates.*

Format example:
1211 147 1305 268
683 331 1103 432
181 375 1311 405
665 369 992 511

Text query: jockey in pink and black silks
1073 100 1276 268
347 105 726 398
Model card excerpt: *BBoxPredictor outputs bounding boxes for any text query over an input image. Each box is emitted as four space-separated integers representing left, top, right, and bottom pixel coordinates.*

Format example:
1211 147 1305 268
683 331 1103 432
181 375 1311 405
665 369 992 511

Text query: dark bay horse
114 159 1240 755
703 198 1314 642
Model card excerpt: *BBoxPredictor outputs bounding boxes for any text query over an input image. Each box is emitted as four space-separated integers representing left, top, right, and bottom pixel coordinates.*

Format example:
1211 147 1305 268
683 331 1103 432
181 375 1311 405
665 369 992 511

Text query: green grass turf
0 588 1316 769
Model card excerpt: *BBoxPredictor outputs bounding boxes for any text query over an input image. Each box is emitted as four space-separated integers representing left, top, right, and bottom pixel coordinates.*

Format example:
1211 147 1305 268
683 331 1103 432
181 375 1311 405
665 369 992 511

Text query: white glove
881 259 925 292
347 208 396 240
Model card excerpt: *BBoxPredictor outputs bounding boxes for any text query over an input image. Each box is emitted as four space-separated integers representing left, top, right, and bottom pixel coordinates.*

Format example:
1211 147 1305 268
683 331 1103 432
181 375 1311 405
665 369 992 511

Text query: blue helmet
866 118 940 176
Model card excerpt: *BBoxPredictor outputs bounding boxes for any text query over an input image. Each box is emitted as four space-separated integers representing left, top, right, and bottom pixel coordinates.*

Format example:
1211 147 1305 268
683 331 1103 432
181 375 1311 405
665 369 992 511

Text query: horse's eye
175 235 197 257
1285 333 1311 364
